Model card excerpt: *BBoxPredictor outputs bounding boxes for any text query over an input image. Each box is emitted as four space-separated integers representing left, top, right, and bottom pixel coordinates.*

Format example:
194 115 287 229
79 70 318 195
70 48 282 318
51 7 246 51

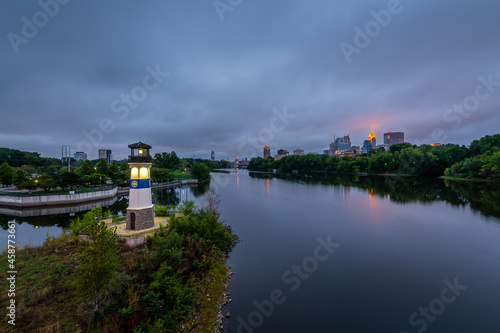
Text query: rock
225 312 230 318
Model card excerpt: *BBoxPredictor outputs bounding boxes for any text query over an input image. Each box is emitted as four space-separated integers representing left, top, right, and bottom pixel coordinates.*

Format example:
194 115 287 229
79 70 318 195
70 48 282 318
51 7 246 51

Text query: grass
0 236 82 332
173 171 193 180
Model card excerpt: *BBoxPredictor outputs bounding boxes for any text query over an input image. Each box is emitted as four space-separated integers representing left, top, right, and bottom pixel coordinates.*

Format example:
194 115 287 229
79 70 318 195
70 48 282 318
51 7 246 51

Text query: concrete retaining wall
0 187 118 207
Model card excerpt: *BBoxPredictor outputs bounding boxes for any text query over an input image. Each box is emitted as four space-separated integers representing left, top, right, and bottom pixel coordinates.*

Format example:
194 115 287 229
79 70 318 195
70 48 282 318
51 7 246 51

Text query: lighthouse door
130 213 136 230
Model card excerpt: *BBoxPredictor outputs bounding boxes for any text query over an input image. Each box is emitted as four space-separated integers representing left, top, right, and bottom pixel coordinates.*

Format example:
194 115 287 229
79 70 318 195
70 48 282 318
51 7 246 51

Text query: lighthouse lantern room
126 141 154 230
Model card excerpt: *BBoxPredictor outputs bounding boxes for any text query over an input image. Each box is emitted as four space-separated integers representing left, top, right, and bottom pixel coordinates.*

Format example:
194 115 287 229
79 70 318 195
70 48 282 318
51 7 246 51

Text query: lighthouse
126 141 154 230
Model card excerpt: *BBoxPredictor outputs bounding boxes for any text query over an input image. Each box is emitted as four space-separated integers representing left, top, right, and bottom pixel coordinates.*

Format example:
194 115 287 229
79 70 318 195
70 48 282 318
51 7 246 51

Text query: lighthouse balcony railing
128 155 152 163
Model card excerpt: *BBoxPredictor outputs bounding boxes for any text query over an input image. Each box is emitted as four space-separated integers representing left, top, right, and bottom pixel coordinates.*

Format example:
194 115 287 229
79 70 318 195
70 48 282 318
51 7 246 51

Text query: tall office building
384 132 404 147
274 149 289 161
293 149 305 156
98 149 113 163
368 132 376 148
277 149 289 156
74 151 87 161
334 135 352 153
211 151 215 161
263 145 271 159
361 140 373 154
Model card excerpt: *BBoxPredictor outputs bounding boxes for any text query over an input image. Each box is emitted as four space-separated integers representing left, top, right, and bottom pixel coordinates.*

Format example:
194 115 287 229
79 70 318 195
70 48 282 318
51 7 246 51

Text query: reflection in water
367 188 381 224
0 197 119 217
264 179 270 199
249 172 500 219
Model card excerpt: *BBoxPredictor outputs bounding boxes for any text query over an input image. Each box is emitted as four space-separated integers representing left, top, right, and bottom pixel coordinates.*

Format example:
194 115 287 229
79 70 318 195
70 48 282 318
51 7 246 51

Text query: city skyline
1 1 499 160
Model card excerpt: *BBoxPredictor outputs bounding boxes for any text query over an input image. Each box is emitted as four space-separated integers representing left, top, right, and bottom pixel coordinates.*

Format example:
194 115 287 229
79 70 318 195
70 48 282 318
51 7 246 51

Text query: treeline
248 134 500 180
0 148 60 168
0 159 130 190
0 147 230 188
152 151 230 183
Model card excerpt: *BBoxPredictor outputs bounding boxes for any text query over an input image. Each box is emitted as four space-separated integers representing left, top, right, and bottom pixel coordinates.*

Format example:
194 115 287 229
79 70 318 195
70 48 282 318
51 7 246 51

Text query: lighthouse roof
128 141 152 149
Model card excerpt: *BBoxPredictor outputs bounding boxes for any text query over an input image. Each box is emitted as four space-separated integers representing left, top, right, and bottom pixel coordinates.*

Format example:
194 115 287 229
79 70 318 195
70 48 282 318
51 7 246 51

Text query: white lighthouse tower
126 141 154 230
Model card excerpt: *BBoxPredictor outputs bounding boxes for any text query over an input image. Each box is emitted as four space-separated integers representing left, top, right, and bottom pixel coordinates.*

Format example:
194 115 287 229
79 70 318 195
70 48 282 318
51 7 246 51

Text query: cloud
1 0 499 159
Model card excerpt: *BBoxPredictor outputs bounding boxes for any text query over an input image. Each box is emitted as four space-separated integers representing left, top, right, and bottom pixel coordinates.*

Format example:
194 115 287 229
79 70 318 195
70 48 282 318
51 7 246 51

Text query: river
214 170 500 333
1 170 500 332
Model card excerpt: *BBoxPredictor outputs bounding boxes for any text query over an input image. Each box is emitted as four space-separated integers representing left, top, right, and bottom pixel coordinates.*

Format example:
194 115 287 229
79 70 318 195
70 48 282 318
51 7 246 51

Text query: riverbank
441 176 500 183
0 201 238 332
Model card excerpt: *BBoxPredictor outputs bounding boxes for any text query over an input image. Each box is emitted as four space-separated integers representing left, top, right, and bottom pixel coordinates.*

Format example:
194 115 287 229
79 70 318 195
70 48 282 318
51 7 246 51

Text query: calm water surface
214 170 500 333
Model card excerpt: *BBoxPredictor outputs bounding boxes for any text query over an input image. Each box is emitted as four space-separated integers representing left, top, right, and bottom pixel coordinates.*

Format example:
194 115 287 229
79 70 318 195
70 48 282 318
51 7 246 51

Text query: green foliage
182 157 230 170
18 178 38 191
120 161 129 172
37 175 56 191
12 168 28 185
96 159 110 176
142 291 165 317
468 134 500 157
67 206 107 236
155 205 170 216
0 162 13 186
110 160 119 173
151 168 175 181
79 160 95 176
75 207 120 317
191 163 211 182
447 147 500 180
153 151 180 169
56 171 80 190
82 173 108 186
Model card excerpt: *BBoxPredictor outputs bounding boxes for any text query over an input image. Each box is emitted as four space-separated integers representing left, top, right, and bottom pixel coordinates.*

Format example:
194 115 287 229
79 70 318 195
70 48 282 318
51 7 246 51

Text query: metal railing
128 155 152 163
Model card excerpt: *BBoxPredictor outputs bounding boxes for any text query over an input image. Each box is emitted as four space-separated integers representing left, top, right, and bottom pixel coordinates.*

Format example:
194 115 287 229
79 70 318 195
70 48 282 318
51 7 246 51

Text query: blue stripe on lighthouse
130 179 151 189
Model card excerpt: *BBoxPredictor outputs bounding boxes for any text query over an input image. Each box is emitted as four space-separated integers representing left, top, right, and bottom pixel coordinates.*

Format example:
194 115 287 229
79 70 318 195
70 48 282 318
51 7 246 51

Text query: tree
110 160 119 173
153 151 180 169
120 161 129 172
75 207 120 320
192 163 210 182
82 173 108 186
12 168 28 185
0 162 14 186
57 171 80 190
37 175 57 191
18 179 37 191
151 168 175 181
96 159 110 177
79 160 94 176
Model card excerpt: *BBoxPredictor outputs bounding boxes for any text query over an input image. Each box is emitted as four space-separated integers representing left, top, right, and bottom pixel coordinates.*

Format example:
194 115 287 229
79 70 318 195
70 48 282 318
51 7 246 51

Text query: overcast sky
1 0 499 160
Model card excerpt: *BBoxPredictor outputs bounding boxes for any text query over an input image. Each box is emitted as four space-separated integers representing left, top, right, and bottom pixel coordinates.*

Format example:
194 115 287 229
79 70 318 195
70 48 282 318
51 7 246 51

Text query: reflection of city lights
264 178 270 199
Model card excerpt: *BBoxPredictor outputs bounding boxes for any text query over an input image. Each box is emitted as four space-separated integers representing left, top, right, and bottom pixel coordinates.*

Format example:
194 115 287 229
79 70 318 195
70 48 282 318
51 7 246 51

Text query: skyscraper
293 149 305 156
263 145 271 159
334 135 351 154
211 151 215 161
98 149 113 163
74 151 87 161
384 132 404 147
361 140 372 154
368 132 376 148
277 149 289 156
